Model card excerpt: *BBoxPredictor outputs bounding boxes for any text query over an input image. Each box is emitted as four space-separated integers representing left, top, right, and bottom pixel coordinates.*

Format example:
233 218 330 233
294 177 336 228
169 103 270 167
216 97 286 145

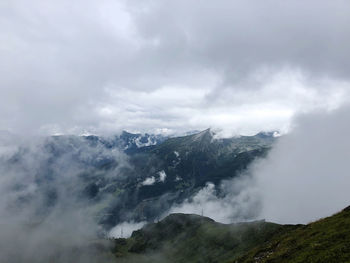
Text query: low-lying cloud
253 105 350 224
108 221 147 238
166 104 350 225
168 177 260 223
0 135 130 262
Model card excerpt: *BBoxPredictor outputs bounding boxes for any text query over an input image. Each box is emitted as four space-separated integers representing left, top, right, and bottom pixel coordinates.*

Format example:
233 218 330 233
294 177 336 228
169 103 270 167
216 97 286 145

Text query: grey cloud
0 0 349 134
252 104 350 224
128 0 350 81
0 135 131 262
165 104 350 225
167 177 261 223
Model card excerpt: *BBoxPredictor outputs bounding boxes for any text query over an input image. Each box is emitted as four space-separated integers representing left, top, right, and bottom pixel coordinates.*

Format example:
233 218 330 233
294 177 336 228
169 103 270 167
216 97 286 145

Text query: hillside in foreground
111 206 350 263
237 206 350 263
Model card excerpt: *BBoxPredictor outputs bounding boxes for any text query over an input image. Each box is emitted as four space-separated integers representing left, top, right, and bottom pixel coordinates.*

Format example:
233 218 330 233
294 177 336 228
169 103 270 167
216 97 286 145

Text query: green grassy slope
112 206 350 263
236 206 350 263
112 214 294 263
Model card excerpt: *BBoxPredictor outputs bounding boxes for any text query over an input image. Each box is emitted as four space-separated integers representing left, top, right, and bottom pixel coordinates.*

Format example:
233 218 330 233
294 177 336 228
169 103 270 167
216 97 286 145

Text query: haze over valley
1 0 350 262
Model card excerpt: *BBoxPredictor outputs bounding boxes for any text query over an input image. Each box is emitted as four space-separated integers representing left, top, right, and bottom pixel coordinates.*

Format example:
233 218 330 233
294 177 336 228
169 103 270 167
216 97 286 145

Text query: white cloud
158 170 166 182
167 178 261 223
0 0 350 135
141 176 156 186
252 105 350 224
108 221 147 238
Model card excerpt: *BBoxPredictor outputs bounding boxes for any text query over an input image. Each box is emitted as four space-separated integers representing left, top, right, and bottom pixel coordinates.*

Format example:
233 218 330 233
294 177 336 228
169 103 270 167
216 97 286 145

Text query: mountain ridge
112 206 350 262
101 129 275 226
0 129 276 229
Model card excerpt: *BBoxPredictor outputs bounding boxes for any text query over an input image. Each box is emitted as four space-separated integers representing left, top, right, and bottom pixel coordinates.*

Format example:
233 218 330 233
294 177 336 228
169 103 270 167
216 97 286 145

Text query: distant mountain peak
191 128 214 142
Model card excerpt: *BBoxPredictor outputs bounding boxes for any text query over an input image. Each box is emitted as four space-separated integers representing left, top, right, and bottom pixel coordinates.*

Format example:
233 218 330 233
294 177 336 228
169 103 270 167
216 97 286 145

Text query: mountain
4 129 350 262
237 206 350 263
112 206 350 262
112 213 288 263
58 131 167 155
99 129 275 226
118 131 167 152
1 129 276 229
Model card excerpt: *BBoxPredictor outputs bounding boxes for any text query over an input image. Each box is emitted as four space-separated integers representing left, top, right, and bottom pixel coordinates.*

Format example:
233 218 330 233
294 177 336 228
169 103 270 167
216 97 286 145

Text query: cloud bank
1 0 349 135
168 177 260 224
166 104 350 225
0 135 131 262
253 105 350 224
108 221 147 239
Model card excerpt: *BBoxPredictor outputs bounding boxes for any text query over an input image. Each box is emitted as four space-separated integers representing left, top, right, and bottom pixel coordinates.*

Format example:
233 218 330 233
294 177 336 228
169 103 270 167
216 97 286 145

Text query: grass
111 207 350 263
111 214 289 263
236 206 350 263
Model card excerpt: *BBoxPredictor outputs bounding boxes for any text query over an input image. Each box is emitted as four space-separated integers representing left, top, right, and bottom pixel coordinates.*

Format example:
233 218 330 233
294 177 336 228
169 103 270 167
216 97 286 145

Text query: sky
1 0 350 136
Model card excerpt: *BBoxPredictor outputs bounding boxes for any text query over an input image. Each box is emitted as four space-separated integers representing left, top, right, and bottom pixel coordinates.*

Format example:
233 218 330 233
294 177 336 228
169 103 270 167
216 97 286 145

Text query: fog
108 221 147 239
254 105 350 224
1 1 350 260
165 105 350 226
167 177 260 223
0 135 129 262
1 107 350 261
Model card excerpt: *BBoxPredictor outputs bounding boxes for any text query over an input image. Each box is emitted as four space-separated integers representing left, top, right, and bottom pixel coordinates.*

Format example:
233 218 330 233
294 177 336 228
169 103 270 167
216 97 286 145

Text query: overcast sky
1 0 350 135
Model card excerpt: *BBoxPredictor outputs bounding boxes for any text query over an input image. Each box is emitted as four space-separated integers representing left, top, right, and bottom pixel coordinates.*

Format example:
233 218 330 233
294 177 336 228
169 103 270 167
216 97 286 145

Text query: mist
0 134 129 262
252 105 350 224
108 221 147 239
1 107 350 262
166 176 260 224
163 105 350 226
1 0 350 262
